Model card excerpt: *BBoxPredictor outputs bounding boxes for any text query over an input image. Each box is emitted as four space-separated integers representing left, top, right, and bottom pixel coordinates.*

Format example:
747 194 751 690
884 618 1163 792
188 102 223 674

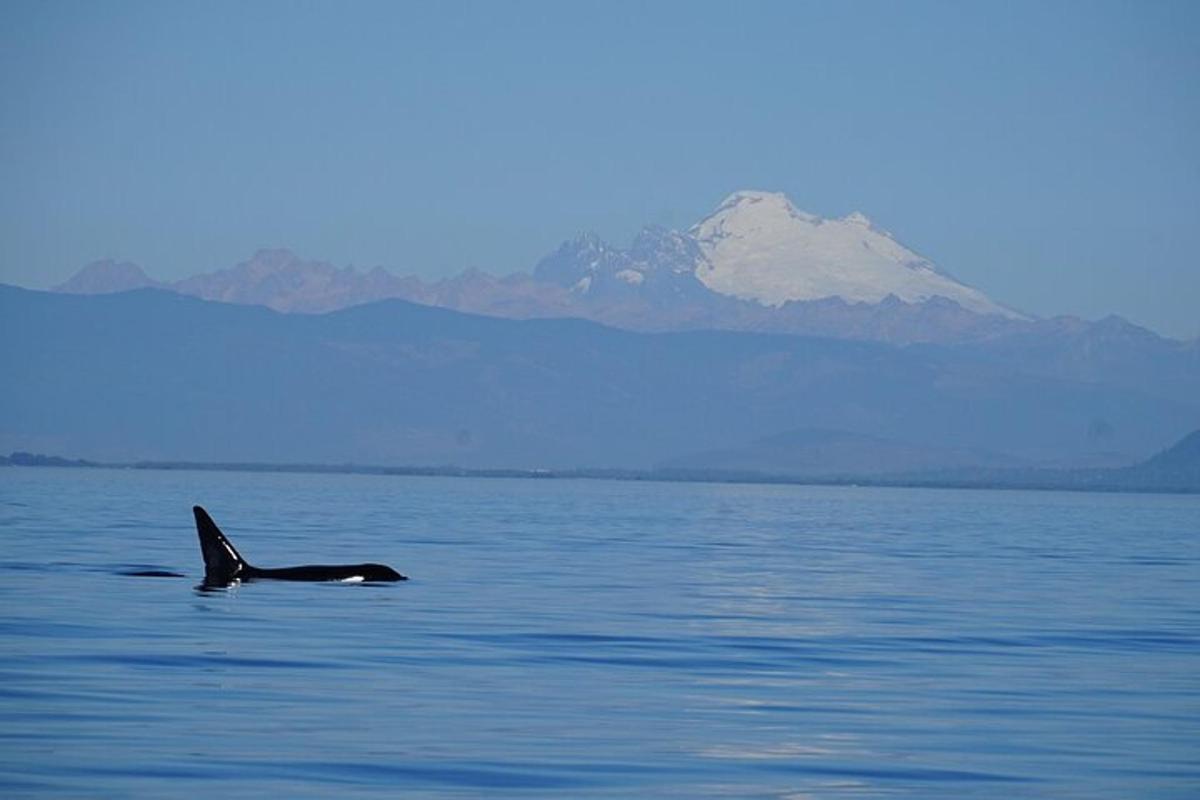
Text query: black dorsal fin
193 505 249 584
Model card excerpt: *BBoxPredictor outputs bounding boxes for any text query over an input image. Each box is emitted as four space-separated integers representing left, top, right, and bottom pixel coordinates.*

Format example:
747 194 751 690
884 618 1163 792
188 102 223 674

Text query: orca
193 505 406 586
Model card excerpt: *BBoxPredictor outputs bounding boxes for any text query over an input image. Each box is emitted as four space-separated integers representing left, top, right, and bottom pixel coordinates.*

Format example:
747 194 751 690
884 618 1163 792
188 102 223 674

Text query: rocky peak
533 232 632 289
629 226 705 275
54 259 159 294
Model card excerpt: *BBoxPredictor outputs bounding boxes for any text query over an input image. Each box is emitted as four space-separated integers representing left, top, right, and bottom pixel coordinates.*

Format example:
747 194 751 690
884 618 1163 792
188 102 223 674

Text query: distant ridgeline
6 430 1199 493
46 190 1122 346
864 428 1200 494
2 452 99 468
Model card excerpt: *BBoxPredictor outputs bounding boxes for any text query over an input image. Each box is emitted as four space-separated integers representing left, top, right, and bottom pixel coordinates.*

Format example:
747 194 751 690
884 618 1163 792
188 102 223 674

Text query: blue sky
2 0 1197 337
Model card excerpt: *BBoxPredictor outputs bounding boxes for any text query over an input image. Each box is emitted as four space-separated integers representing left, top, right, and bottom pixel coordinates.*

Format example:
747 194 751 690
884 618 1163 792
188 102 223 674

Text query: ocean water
0 467 1197 798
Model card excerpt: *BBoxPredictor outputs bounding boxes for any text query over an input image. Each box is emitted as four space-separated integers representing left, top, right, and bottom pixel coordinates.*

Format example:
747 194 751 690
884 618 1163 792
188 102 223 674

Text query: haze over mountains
56 190 1083 346
17 190 1196 478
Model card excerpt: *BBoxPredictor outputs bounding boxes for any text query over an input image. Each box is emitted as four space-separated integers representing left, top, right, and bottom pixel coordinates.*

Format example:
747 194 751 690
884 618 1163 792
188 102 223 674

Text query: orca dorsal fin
193 505 249 584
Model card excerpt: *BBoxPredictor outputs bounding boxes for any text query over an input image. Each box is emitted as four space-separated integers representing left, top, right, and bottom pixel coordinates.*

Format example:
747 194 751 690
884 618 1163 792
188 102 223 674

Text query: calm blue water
0 467 1197 798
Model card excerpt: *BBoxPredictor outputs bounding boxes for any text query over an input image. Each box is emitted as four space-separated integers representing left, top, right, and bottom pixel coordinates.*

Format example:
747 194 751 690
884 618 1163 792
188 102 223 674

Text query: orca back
192 505 407 584
251 563 406 582
193 505 248 584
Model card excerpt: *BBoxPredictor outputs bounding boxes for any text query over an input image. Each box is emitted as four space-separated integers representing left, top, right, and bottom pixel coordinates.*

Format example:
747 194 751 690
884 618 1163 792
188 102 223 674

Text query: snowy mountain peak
707 190 819 227
691 189 1018 317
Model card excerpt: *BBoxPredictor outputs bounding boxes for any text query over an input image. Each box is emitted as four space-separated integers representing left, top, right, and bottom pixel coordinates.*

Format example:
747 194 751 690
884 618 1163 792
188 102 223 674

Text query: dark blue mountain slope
1 284 1195 469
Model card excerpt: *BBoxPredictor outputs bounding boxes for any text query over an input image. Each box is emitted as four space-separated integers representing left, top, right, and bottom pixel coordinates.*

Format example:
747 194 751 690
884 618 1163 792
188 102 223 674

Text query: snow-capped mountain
52 190 1044 342
531 190 1021 327
691 191 1019 317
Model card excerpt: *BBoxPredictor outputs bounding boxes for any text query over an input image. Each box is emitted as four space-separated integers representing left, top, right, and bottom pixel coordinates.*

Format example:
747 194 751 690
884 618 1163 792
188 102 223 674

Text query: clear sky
2 0 1197 337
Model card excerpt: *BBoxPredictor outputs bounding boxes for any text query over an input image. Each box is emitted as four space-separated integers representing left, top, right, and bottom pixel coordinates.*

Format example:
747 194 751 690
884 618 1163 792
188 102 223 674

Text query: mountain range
2 284 1196 473
19 190 1198 476
56 190 1077 345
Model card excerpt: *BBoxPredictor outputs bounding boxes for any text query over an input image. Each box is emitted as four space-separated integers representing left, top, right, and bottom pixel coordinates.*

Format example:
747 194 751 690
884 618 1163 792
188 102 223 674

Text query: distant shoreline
3 451 1197 496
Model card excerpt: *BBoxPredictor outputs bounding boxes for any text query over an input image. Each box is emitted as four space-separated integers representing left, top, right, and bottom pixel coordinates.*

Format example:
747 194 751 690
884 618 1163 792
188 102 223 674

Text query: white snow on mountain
691 190 1019 317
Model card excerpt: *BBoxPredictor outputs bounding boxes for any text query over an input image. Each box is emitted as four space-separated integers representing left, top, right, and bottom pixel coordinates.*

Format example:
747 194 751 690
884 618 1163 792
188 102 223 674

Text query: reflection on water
1 467 1198 798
